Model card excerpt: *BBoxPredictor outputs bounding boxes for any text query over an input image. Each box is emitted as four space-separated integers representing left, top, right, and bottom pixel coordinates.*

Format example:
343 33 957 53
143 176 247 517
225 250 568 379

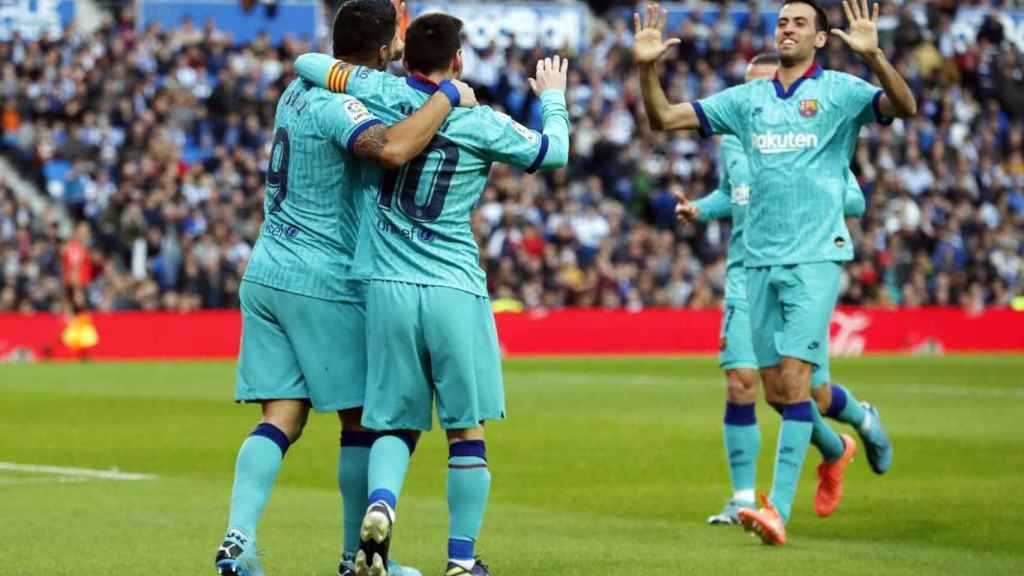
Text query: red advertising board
0 307 1020 361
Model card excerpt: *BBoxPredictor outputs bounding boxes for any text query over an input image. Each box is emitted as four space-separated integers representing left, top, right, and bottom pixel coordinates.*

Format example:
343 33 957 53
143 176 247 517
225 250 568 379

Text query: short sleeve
462 107 547 172
321 95 384 154
840 74 894 128
693 84 750 138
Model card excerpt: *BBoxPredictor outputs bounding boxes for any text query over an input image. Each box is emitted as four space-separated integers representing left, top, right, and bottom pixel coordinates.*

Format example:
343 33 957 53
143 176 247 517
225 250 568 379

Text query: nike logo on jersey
751 132 819 155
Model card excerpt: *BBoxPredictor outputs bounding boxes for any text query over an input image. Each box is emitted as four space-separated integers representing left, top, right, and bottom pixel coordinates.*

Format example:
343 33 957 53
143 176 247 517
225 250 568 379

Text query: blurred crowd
2 1 1023 314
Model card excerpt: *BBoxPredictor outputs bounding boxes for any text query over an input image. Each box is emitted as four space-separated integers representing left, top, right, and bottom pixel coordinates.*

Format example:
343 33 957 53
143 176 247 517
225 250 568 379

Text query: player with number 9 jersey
237 81 384 411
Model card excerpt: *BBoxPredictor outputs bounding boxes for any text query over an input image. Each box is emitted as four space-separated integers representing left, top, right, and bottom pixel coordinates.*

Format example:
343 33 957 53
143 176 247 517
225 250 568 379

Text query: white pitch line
0 476 89 486
0 462 157 481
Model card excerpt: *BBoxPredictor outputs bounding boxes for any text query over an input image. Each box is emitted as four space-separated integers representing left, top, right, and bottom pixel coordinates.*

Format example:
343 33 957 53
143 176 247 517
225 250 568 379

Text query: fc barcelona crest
800 100 818 118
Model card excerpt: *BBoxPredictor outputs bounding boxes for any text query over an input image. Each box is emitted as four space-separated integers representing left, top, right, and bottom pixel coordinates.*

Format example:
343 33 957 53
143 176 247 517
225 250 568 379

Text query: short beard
780 53 797 68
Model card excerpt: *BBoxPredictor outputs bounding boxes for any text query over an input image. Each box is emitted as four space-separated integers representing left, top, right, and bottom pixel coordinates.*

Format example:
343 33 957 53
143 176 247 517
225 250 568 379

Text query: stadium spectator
1 2 1022 314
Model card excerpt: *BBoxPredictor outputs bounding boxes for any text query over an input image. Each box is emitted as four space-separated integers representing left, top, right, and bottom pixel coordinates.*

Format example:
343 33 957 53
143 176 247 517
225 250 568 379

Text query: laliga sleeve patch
496 111 539 144
512 120 540 144
344 99 373 125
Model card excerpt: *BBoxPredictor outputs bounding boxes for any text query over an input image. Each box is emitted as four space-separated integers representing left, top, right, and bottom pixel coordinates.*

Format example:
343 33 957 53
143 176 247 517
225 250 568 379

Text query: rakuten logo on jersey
751 132 818 155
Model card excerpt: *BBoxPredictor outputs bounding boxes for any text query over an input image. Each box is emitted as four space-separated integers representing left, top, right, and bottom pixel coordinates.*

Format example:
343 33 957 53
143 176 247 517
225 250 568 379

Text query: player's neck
341 56 379 71
411 70 455 85
776 57 816 90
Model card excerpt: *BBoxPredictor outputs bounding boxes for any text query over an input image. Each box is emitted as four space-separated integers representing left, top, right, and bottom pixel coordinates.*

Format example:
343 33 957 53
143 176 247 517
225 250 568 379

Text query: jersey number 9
267 127 291 213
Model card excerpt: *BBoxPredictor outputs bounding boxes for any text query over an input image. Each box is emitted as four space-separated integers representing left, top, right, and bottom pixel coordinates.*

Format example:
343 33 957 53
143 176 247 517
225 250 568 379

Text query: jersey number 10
378 135 459 223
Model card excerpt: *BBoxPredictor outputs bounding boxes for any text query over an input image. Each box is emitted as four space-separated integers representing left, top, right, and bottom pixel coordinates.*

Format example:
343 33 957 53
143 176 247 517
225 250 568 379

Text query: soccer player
293 15 570 575
676 53 891 526
635 0 914 544
214 2 476 575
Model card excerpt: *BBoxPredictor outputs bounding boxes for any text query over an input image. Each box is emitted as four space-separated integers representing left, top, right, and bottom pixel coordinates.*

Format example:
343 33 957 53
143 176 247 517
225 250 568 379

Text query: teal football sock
367 433 416 510
826 384 869 430
811 401 845 462
448 440 491 568
768 402 814 523
339 431 378 555
227 423 290 538
723 403 759 499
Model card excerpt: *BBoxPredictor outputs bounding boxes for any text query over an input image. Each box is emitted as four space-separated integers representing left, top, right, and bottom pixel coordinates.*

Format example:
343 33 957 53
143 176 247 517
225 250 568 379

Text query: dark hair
782 0 829 32
332 0 396 60
750 52 781 66
404 13 464 75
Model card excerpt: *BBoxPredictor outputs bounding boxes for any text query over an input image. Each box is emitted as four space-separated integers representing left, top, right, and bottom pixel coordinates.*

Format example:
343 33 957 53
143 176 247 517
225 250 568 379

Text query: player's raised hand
633 3 680 65
450 79 478 108
394 0 410 41
673 187 700 222
831 0 881 57
529 55 570 96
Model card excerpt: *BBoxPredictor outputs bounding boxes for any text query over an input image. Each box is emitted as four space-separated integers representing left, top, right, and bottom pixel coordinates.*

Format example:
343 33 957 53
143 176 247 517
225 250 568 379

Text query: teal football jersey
695 133 869 300
243 79 382 301
293 55 570 297
694 64 891 267
694 135 749 299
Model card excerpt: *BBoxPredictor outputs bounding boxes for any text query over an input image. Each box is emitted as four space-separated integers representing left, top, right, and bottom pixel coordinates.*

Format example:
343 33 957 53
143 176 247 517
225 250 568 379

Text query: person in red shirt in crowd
62 223 94 310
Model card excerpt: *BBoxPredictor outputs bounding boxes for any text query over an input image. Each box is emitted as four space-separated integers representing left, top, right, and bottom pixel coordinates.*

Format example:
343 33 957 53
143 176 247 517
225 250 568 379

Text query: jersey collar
773 61 823 100
406 73 439 95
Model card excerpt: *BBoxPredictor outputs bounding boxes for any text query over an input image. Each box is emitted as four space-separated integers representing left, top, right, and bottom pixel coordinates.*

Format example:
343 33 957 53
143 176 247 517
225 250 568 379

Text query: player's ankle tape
448 538 475 561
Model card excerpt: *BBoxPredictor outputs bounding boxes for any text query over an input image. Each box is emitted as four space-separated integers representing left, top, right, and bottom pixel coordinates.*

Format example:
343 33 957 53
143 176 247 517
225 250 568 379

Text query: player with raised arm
675 52 889 526
636 0 912 544
213 2 476 575
293 14 570 575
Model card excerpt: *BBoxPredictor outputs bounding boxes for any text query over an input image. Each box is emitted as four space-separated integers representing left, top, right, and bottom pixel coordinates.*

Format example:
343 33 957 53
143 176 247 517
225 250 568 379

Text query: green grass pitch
2 356 1023 575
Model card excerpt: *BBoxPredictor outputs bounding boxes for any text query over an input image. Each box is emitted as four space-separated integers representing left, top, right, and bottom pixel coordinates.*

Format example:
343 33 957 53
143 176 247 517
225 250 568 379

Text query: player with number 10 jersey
295 13 570 575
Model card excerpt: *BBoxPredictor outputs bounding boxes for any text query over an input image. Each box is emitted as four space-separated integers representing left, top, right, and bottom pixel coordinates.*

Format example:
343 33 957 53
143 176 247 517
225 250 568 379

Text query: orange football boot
815 433 858 517
738 493 787 545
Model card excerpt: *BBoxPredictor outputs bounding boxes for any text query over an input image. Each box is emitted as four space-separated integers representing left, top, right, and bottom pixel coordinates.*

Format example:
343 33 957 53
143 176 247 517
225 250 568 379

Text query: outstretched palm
633 3 680 65
832 0 880 56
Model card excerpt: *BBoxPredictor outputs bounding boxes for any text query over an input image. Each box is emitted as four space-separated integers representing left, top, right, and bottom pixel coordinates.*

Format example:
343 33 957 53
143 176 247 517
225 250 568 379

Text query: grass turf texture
1 356 1022 575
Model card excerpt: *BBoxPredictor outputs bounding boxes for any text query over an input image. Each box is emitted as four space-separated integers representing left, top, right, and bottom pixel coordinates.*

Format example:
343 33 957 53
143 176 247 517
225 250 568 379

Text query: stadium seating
1 2 1021 313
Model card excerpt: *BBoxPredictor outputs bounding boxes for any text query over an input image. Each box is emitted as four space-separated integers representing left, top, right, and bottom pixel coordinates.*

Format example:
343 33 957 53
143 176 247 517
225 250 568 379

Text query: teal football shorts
721 296 833 387
747 262 841 372
719 297 759 371
363 280 506 431
235 280 366 412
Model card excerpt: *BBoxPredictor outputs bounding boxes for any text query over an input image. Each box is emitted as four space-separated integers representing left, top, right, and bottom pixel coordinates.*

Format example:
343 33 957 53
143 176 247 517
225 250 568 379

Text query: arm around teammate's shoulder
356 81 477 169
295 52 478 169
